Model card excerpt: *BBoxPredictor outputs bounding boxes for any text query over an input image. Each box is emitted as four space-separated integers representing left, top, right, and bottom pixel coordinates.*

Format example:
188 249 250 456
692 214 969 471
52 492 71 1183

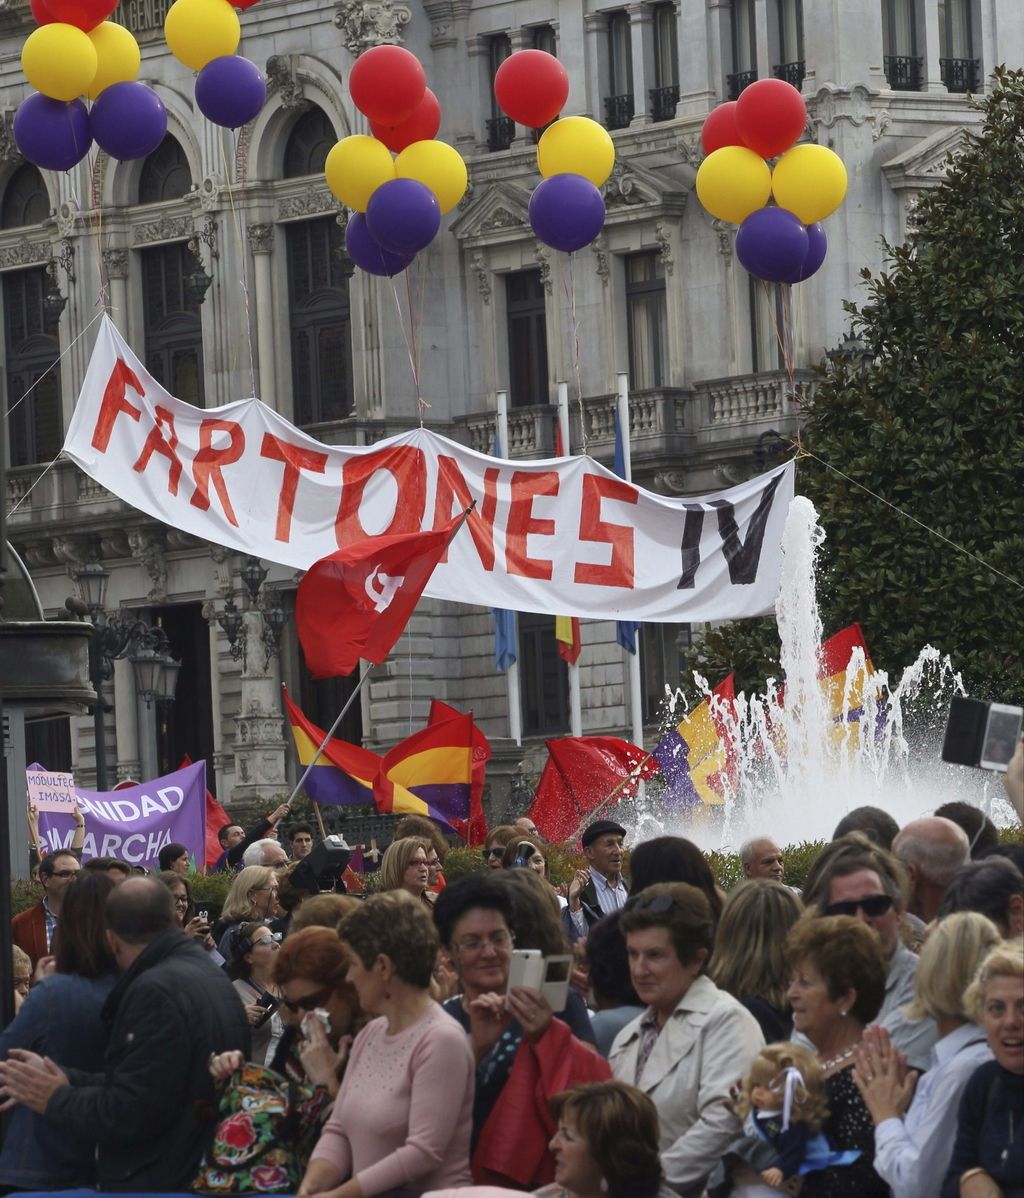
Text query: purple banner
37 761 207 871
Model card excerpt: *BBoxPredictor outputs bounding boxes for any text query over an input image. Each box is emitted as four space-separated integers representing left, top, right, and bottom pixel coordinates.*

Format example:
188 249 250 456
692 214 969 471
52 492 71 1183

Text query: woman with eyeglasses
433 873 610 1190
156 870 216 945
483 825 518 871
226 921 284 1067
608 883 764 1198
379 836 434 907
213 865 284 956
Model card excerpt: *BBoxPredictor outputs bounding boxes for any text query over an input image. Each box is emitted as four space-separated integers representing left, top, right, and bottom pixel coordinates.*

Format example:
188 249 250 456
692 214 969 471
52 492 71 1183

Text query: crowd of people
2 785 1023 1198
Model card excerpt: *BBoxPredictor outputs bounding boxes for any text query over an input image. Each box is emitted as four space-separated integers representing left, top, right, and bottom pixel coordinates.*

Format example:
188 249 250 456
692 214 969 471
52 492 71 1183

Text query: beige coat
609 975 764 1194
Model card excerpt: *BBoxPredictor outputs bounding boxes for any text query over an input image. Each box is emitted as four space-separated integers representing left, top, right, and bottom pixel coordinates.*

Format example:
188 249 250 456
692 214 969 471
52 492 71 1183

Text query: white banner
63 317 794 622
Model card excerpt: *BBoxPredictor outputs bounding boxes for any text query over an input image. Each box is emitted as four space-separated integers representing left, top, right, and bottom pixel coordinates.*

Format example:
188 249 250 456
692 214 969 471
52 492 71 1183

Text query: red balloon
494 49 568 128
349 45 426 126
44 0 118 30
233 0 262 8
30 0 56 24
735 78 807 159
370 87 441 152
700 101 743 155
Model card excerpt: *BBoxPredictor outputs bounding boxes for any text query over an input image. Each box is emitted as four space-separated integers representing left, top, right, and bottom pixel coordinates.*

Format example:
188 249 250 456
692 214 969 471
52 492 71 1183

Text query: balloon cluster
164 0 266 129
323 46 468 278
695 80 847 284
493 50 615 254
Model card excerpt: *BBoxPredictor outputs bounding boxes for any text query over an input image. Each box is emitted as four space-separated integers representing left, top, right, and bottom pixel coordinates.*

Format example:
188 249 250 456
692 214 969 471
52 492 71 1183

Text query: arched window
138 136 192 204
2 164 50 228
282 107 353 426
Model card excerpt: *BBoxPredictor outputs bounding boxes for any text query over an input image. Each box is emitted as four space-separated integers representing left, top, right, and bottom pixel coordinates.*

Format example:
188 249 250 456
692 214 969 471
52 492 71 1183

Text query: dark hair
106 877 177 943
227 920 271 979
550 1081 663 1198
501 834 546 871
158 843 189 872
83 856 131 878
394 814 448 861
54 872 116 978
495 868 569 955
938 857 1024 935
218 823 242 847
983 842 1024 874
433 872 514 947
483 824 519 852
156 869 194 924
620 882 715 968
832 806 900 850
802 832 908 913
39 849 78 878
287 822 314 842
340 892 439 988
786 913 887 1025
586 911 640 1009
628 836 723 923
934 801 1000 858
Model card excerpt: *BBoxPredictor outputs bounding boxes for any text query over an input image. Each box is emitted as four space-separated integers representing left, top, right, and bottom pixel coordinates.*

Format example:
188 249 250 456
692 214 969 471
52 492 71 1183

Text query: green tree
688 68 1024 700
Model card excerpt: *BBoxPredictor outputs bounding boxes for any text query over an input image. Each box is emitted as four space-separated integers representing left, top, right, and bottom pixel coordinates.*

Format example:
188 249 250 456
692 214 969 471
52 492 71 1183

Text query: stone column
102 248 129 337
112 657 141 782
628 3 655 126
679 0 722 114
247 224 277 408
920 1 946 92
583 12 611 120
232 608 288 805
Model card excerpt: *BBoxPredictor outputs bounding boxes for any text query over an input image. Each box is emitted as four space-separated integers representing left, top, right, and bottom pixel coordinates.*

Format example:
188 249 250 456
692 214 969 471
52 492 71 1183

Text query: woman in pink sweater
297 892 474 1198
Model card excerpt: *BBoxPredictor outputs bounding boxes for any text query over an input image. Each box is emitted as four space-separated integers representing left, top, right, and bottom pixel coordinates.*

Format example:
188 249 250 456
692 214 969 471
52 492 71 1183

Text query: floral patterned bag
193 1062 332 1194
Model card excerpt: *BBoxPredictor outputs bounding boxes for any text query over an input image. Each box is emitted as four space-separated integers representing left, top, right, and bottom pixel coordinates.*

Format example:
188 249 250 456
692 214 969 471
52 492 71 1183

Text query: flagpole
496 391 523 747
557 381 583 738
617 372 645 756
283 664 373 808
566 752 655 845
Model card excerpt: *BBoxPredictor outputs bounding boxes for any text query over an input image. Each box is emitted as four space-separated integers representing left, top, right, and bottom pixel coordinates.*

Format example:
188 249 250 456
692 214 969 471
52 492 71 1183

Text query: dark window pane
141 243 205 405
625 252 668 389
139 137 192 204
488 34 512 119
519 612 569 735
4 266 63 466
284 107 335 178
641 622 692 722
2 164 50 229
506 269 548 408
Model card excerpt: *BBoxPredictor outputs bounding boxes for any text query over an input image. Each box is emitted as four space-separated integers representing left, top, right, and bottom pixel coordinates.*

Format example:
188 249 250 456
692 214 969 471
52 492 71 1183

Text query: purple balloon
735 206 810 284
90 82 167 162
13 94 91 172
366 179 441 257
529 173 605 253
783 221 827 283
345 212 413 277
196 56 267 129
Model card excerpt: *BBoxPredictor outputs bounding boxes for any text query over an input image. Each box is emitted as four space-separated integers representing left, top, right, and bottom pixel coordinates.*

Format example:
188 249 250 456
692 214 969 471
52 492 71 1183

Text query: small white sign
27 770 78 814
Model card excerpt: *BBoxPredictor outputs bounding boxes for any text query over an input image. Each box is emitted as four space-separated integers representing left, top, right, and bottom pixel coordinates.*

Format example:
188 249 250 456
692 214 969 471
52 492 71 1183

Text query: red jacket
472 1015 612 1189
12 901 48 969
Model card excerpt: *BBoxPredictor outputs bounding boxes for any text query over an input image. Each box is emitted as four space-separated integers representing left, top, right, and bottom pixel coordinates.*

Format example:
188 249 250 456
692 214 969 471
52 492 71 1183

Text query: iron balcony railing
772 60 805 89
726 70 757 100
603 93 635 130
884 55 923 91
485 116 515 152
649 84 680 121
940 57 979 93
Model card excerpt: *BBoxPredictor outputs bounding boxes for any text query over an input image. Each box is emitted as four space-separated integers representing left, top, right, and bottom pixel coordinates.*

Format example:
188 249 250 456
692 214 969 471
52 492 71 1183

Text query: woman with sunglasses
483 825 518 870
227 921 284 1067
609 883 764 1198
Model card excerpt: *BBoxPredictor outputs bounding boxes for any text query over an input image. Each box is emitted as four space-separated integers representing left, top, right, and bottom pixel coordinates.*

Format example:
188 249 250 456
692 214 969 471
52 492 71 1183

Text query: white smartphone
506 948 573 1013
979 703 1024 772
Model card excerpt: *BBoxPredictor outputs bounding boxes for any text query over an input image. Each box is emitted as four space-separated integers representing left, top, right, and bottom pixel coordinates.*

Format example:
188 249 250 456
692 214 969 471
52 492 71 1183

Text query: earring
600 1181 609 1193
839 1009 847 1017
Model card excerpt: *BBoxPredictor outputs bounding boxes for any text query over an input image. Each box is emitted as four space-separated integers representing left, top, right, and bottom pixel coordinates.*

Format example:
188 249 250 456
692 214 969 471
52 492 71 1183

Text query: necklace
820 1045 856 1073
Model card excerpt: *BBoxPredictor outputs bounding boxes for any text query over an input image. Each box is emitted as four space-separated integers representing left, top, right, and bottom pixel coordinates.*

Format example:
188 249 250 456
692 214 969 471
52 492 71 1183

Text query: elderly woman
434 873 610 1188
941 941 1024 1198
379 836 433 906
783 914 889 1198
297 893 475 1198
214 865 283 955
851 912 1001 1198
226 921 284 1067
708 878 804 1042
609 882 763 1198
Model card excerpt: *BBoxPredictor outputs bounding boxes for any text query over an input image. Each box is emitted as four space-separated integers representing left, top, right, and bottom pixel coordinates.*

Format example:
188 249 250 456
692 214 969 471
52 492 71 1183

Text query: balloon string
388 274 420 404
4 309 105 422
403 264 426 419
763 279 801 449
563 252 588 455
220 131 257 399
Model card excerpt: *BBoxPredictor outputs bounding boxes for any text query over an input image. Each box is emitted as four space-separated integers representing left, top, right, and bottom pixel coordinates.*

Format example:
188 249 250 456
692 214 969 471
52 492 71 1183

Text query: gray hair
242 839 281 867
894 819 970 888
739 836 774 865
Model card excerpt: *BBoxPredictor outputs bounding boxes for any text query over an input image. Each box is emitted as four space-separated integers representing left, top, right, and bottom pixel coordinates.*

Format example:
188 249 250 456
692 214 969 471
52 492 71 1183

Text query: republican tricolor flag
652 674 737 810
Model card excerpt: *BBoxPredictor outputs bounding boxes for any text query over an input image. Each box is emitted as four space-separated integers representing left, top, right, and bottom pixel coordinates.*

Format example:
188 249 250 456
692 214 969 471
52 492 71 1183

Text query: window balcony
648 85 680 122
603 93 635 131
884 55 923 91
726 71 757 101
940 57 979 94
772 61 805 89
485 116 515 153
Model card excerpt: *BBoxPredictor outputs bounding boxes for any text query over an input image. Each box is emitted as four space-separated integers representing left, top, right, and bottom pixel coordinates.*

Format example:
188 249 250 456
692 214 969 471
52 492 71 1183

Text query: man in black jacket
0 877 250 1192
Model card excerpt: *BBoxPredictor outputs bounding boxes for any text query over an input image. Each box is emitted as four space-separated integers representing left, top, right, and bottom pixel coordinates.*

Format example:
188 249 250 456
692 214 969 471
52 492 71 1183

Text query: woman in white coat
609 883 765 1198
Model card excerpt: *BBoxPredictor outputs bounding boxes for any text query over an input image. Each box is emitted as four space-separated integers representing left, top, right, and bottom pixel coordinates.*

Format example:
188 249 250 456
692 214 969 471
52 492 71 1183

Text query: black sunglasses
824 894 894 919
485 847 505 858
281 985 333 1013
624 894 675 914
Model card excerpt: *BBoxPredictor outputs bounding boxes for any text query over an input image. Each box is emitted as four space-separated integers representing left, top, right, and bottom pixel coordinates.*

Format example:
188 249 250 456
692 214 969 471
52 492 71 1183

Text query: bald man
892 815 971 924
740 837 785 882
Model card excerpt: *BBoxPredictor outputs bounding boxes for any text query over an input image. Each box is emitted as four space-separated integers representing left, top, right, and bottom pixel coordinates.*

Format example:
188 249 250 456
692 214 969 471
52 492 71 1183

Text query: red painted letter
433 454 498 569
260 433 329 543
132 406 183 495
190 419 245 526
335 446 427 544
574 474 637 588
506 470 558 580
91 358 144 452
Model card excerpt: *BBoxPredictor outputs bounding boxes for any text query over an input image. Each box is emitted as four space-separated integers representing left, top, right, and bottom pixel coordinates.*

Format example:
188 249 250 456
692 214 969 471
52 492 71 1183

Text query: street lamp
216 557 289 671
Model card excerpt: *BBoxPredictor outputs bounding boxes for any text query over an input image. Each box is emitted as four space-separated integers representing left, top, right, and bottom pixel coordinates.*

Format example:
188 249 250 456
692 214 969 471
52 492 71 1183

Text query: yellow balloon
87 23 141 100
695 146 772 225
771 144 848 224
537 117 615 187
395 140 467 215
21 24 97 103
325 136 395 212
164 0 240 73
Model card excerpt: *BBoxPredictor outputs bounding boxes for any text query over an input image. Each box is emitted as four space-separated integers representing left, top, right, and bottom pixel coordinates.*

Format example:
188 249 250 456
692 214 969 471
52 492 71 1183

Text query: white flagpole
496 390 523 747
618 372 645 754
557 381 583 738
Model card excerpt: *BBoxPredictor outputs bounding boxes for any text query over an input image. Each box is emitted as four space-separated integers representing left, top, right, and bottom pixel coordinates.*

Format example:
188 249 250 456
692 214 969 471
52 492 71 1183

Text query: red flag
430 698 491 844
180 753 229 871
528 736 657 843
296 512 469 679
555 615 582 664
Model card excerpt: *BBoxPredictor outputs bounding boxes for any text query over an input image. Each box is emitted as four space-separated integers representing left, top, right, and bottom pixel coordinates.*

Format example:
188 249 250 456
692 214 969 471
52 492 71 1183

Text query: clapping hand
567 869 590 912
852 1025 917 1124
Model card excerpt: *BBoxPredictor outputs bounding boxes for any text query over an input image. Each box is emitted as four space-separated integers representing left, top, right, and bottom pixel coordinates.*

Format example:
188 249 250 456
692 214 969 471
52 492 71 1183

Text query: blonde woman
852 912 1002 1198
213 864 282 955
709 879 804 1042
379 836 433 906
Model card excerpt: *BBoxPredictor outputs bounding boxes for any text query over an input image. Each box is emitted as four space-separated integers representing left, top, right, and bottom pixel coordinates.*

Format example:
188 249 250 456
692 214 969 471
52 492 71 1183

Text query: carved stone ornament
333 0 412 55
277 191 337 221
265 55 307 110
56 201 79 239
102 248 129 280
470 251 491 305
653 469 688 495
127 527 167 603
133 215 193 245
604 161 645 208
711 217 733 260
481 206 523 232
534 243 552 294
674 132 703 168
654 223 674 276
0 238 51 269
247 223 274 254
591 232 610 286
52 535 91 569
198 175 222 213
810 84 890 141
0 110 21 165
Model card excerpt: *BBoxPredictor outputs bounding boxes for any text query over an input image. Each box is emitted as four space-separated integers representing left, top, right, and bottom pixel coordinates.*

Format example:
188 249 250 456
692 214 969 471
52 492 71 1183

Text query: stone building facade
2 0 1020 818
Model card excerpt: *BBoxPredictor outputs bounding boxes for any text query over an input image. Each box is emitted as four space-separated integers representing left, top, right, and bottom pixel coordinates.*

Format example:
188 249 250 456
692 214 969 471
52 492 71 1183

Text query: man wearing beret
564 818 627 942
